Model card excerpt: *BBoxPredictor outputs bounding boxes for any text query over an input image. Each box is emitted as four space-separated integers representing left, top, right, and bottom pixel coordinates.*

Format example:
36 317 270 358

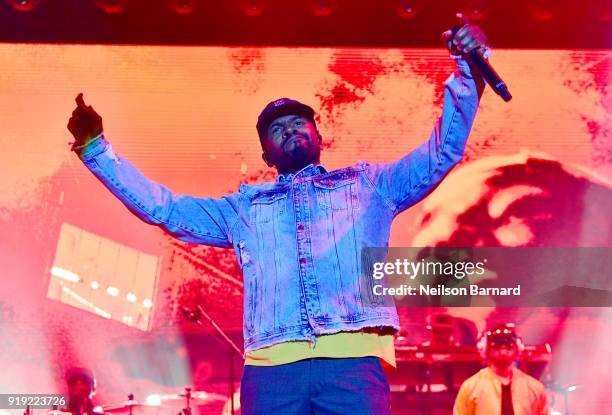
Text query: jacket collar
277 164 327 183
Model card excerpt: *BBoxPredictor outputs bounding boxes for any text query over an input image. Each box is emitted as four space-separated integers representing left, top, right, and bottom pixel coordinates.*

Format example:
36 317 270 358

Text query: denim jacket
77 58 482 352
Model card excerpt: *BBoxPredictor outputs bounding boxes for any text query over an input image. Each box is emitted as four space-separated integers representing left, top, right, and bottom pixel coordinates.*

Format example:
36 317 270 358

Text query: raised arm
67 94 239 248
364 19 487 215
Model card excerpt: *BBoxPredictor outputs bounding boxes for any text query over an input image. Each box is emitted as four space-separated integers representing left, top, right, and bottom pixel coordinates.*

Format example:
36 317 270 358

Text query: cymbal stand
183 305 243 415
127 394 134 415
178 387 191 415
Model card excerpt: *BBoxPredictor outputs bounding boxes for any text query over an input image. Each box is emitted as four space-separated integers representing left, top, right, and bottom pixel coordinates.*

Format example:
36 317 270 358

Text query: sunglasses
487 333 517 349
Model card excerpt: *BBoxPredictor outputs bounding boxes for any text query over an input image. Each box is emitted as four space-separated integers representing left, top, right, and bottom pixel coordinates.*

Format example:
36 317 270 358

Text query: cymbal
102 401 170 414
161 391 226 404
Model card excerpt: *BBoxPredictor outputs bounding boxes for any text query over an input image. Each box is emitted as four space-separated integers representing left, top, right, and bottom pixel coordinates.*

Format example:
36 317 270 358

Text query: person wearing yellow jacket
454 324 549 415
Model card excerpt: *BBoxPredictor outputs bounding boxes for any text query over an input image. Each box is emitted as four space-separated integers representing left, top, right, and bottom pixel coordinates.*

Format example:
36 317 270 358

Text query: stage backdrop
0 44 610 413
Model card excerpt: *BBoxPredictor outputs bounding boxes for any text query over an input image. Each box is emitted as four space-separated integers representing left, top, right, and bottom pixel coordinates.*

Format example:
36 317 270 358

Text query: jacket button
297 224 304 231
299 258 307 264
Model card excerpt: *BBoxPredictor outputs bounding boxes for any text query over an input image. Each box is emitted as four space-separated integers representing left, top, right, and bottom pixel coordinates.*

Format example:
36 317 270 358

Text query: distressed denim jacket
77 58 482 352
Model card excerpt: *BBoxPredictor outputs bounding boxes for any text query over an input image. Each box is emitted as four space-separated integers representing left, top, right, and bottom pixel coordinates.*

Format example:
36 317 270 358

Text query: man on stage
63 367 101 415
453 324 549 415
67 17 489 415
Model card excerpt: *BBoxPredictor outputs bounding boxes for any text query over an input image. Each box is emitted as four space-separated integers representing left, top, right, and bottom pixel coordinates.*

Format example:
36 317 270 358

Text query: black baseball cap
256 98 316 140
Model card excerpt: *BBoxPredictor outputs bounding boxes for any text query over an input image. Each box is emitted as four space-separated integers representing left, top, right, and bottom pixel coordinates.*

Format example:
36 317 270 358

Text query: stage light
307 0 338 17
107 286 119 296
126 292 137 302
528 0 558 22
95 0 130 14
166 0 200 15
91 281 100 290
51 266 80 283
461 0 489 22
145 395 161 406
143 298 153 308
394 0 425 20
237 0 269 17
4 0 40 12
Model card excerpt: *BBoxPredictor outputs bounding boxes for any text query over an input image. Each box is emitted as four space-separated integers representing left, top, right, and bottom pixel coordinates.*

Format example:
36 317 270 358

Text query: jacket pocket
249 191 287 224
313 172 359 211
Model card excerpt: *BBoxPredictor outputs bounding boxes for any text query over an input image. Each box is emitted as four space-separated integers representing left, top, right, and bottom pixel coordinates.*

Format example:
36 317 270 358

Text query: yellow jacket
453 367 549 415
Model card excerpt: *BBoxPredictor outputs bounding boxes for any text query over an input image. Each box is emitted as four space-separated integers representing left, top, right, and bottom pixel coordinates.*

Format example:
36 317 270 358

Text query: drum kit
44 388 227 415
41 305 241 415
101 389 226 415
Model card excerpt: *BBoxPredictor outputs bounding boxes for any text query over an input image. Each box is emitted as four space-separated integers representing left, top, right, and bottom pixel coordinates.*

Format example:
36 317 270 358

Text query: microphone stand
182 305 243 415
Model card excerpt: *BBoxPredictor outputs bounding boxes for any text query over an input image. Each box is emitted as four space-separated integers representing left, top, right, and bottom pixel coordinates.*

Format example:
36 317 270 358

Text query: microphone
468 49 512 102
451 26 512 102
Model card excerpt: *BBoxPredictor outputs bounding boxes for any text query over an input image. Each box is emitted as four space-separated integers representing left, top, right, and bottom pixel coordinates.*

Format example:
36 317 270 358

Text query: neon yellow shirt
245 332 396 368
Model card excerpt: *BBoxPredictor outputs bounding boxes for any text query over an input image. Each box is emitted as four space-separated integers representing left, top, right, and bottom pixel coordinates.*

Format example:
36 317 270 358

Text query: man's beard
283 145 320 171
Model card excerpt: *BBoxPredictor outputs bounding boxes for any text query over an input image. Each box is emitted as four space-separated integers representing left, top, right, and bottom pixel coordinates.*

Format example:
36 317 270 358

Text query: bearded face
411 153 612 248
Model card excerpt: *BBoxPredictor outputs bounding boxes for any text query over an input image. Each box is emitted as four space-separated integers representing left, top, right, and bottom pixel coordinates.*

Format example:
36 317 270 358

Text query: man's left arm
364 22 487 215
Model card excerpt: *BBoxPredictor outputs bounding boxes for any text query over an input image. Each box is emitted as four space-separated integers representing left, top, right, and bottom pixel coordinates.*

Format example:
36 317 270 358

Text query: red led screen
0 44 610 413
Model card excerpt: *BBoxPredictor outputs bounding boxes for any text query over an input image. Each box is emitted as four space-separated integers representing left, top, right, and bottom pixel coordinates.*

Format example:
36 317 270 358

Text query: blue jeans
240 357 391 415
